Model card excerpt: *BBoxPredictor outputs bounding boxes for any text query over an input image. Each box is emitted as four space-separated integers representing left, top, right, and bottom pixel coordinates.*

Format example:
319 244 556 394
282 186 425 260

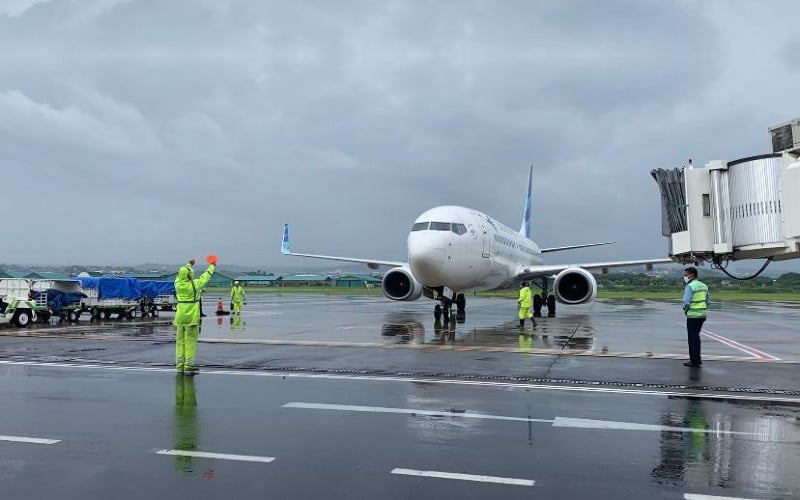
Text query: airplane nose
409 237 446 285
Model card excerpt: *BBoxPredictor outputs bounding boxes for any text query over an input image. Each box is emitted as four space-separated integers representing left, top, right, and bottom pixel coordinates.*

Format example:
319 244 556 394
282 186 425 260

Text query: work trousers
175 325 200 371
686 317 706 365
233 301 242 314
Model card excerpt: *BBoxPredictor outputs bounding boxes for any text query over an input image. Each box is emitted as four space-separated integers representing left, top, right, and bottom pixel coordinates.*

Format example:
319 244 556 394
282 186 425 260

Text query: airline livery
282 166 673 321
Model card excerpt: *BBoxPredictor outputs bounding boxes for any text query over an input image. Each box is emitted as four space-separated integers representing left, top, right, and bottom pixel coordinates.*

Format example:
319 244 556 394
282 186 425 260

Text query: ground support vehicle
30 279 86 323
0 279 37 327
78 277 141 320
139 280 176 318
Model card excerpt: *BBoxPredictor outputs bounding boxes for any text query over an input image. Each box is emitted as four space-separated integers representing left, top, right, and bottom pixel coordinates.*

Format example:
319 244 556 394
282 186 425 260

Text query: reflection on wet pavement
651 398 800 498
8 294 800 360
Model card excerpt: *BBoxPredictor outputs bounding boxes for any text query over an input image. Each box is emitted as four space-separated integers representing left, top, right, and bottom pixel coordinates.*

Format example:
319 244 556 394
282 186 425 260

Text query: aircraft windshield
412 221 467 234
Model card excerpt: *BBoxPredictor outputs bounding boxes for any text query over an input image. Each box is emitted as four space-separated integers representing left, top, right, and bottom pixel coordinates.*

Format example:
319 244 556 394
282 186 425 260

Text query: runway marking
552 417 754 435
285 404 755 435
156 449 275 463
673 322 780 360
391 468 534 486
702 329 780 361
2 360 800 404
283 402 554 423
684 494 760 500
0 434 61 445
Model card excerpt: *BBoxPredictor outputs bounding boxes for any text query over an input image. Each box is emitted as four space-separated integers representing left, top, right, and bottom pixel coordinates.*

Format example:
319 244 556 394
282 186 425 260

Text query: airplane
281 165 674 321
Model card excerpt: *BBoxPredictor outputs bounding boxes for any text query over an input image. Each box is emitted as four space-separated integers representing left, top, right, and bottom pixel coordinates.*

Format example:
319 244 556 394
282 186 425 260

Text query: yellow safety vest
686 280 708 318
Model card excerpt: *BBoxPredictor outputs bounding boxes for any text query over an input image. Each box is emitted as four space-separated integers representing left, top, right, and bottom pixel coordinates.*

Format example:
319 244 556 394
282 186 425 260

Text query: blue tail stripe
520 164 533 239
281 224 291 254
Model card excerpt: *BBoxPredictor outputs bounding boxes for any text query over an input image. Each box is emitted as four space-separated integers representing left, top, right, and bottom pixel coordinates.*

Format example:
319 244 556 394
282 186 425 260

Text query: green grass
203 286 800 301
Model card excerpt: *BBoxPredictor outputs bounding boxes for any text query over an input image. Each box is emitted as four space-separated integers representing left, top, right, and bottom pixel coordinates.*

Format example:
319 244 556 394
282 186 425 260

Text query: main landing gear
532 277 556 318
433 288 466 324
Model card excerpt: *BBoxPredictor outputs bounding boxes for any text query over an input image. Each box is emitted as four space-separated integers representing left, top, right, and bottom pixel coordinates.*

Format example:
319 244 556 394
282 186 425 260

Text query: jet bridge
651 118 800 276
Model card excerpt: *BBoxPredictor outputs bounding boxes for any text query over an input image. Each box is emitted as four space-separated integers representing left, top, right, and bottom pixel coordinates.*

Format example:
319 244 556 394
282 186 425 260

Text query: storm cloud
1 0 798 268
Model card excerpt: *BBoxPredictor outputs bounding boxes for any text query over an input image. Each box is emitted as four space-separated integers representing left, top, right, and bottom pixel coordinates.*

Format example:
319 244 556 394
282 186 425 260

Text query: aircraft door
481 224 491 258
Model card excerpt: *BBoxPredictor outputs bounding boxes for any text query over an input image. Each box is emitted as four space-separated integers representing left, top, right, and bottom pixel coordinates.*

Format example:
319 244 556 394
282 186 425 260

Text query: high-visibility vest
686 280 708 318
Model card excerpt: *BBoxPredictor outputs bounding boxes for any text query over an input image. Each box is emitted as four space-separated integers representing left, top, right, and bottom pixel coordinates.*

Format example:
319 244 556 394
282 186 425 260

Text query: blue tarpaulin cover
37 290 86 313
77 277 141 300
140 281 175 300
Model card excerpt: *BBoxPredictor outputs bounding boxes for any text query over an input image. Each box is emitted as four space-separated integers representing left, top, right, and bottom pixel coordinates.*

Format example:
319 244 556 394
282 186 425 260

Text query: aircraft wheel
546 295 556 316
455 293 466 311
533 294 543 317
434 304 442 321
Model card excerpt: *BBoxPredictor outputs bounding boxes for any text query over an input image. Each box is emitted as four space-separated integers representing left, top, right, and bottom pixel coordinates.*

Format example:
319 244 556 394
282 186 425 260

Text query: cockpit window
430 222 451 231
451 223 467 235
411 222 429 231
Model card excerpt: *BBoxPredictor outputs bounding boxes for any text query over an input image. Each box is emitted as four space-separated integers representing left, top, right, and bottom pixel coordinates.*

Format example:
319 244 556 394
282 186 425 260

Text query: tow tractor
0 279 37 327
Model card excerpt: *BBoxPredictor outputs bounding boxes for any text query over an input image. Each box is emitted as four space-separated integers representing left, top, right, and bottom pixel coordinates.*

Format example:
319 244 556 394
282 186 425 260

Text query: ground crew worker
682 266 710 368
174 255 217 375
230 281 246 315
518 281 536 328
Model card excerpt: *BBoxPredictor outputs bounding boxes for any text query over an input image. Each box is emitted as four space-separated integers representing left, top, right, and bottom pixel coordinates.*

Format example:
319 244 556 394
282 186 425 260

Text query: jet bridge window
430 222 451 231
411 222 429 231
451 223 467 235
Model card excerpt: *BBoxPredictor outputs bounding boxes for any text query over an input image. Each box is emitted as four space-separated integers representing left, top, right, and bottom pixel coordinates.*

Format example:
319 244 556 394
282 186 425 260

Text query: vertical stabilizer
281 224 291 254
519 164 533 239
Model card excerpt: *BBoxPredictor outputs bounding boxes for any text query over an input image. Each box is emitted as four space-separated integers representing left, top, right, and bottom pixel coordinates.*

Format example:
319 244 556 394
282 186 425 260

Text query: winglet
281 224 291 255
519 164 533 240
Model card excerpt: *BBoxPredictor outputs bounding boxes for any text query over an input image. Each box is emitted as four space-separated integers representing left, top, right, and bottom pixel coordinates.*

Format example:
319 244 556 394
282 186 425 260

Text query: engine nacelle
382 267 424 301
553 267 597 305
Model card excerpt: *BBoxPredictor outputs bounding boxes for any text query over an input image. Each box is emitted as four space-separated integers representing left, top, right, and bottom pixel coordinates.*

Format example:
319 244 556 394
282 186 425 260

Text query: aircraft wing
515 258 675 281
280 224 405 269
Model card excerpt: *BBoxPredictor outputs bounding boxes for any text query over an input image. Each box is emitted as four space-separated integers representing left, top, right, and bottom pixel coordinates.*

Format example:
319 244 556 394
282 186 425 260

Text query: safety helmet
234 281 240 285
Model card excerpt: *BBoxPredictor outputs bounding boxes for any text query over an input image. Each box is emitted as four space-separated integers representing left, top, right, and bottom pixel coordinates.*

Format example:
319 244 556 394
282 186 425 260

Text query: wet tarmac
9 295 800 361
0 361 799 499
2 294 800 498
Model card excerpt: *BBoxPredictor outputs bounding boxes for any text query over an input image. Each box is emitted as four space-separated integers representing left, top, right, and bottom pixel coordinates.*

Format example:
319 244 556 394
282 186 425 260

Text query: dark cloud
1 0 799 268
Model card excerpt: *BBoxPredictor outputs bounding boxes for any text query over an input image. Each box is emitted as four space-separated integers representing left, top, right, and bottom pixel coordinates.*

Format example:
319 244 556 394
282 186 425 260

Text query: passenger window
412 222 429 231
430 222 451 231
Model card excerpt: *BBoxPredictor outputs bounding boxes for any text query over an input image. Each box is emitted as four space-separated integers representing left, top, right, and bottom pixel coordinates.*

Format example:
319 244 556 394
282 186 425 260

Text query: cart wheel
13 310 32 327
126 309 136 320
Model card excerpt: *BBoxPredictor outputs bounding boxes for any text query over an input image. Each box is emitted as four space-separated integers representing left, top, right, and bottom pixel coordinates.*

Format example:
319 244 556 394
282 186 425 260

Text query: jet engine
382 267 424 301
553 267 597 305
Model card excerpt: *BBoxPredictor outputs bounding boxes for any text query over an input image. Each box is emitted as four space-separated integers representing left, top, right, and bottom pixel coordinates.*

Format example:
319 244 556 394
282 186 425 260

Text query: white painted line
156 449 274 463
553 417 754 435
702 329 780 361
1 360 799 405
684 494 760 500
0 435 61 445
673 322 780 360
391 468 534 486
283 402 554 423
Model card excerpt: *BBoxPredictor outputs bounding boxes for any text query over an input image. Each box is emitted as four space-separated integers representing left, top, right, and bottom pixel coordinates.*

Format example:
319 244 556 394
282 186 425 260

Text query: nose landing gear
433 290 466 323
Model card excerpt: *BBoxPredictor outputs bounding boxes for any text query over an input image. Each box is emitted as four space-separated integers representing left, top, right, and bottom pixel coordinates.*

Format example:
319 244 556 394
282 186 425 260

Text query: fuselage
407 206 542 291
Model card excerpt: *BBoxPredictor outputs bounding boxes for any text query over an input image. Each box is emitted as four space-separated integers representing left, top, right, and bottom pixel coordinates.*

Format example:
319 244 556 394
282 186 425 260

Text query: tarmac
2 294 800 498
1 294 799 399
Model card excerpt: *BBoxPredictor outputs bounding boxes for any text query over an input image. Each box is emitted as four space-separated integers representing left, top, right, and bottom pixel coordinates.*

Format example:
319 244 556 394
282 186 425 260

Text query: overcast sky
1 0 799 270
